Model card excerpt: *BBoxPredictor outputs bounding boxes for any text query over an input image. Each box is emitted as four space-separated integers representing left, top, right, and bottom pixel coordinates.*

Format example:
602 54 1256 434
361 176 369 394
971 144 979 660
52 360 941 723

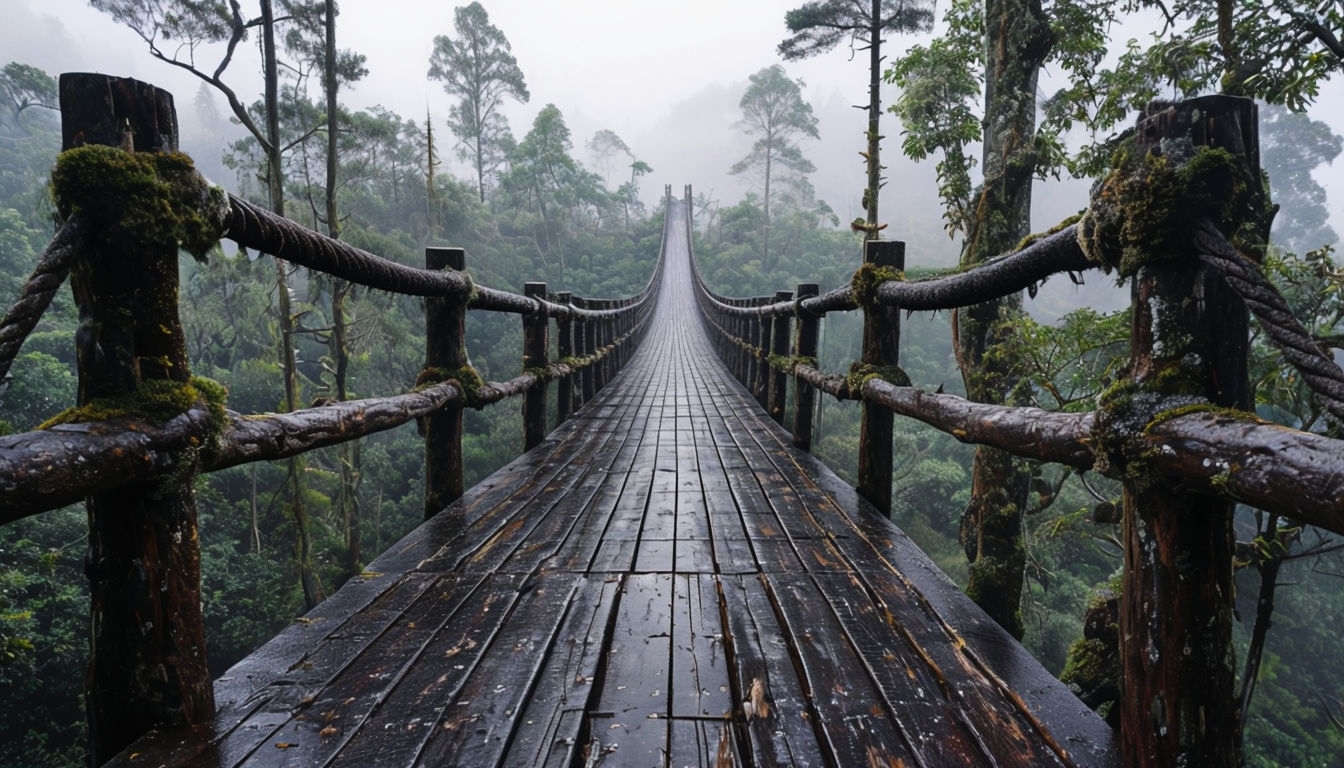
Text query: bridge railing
691 97 1344 766
0 73 663 762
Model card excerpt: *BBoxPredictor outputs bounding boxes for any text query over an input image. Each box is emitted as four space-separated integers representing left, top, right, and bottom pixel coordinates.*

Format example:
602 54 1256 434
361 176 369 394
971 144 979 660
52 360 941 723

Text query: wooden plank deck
110 203 1119 767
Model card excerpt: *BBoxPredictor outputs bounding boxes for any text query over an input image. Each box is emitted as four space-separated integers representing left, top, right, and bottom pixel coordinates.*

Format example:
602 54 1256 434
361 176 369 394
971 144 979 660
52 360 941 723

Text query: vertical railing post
523 282 548 450
857 240 904 516
59 73 214 763
770 291 793 424
580 298 596 404
556 291 574 423
1115 96 1256 768
424 246 467 518
793 283 820 451
754 304 771 410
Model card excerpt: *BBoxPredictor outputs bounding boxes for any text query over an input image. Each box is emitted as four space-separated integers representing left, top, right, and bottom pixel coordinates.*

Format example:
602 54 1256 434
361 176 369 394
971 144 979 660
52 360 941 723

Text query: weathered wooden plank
767 572 921 766
811 570 998 766
216 572 482 767
589 573 672 765
503 576 622 767
670 575 733 719
326 573 526 765
668 718 740 768
414 573 580 766
718 574 827 767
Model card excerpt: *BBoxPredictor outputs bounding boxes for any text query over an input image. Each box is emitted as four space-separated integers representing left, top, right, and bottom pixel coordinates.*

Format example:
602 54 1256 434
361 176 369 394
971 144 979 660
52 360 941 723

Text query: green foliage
779 0 935 61
428 1 530 202
0 510 90 768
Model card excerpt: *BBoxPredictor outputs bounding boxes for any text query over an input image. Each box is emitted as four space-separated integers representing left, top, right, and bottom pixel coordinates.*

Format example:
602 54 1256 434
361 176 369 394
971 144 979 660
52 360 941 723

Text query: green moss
768 354 816 372
51 145 228 262
850 262 904 307
1014 212 1083 252
845 362 911 393
416 365 486 409
41 375 227 434
1078 144 1265 277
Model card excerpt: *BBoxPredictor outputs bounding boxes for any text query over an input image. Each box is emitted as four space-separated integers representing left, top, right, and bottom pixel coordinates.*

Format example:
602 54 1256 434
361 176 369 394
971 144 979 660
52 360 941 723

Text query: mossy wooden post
1115 96 1256 767
523 282 549 450
793 283 820 451
770 291 793 424
424 246 467 518
579 297 595 404
857 240 904 515
753 304 770 408
556 291 574 422
59 73 214 764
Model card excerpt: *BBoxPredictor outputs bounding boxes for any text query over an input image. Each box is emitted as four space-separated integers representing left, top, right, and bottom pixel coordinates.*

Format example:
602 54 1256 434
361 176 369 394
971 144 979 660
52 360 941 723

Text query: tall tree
730 65 820 273
779 0 934 240
428 2 530 203
890 0 1123 640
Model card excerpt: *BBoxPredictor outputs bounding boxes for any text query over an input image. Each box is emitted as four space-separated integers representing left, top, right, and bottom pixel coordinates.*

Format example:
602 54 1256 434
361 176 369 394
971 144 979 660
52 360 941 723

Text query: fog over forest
8 0 1340 277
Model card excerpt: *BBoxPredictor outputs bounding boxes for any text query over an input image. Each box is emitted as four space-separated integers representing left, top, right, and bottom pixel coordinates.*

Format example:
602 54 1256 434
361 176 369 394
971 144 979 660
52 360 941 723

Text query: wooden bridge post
523 282 549 450
579 298 595 404
59 72 214 764
753 304 770 408
857 240 904 515
424 246 467 517
596 300 611 391
793 283 820 451
770 291 793 424
1114 96 1257 767
556 291 574 423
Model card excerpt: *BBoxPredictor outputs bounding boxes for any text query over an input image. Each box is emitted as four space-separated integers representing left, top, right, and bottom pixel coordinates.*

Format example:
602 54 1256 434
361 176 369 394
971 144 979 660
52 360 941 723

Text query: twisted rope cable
1193 219 1344 423
223 194 472 298
0 215 88 384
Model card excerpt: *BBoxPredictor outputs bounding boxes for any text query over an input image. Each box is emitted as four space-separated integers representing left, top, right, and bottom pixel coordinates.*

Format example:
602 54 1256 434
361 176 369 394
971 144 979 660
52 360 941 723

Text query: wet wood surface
109 202 1118 767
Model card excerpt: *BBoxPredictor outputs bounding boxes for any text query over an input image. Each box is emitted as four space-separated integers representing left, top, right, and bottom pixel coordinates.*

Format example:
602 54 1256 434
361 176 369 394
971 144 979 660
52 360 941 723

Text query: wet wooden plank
671 575 732 719
668 718 740 768
414 573 580 767
503 576 622 767
590 573 672 765
217 572 482 767
718 574 826 768
767 572 920 766
326 573 526 765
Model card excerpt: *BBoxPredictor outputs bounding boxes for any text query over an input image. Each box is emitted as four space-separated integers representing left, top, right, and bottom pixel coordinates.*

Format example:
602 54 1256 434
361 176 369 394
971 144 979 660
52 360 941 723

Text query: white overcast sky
7 0 880 144
5 0 1341 245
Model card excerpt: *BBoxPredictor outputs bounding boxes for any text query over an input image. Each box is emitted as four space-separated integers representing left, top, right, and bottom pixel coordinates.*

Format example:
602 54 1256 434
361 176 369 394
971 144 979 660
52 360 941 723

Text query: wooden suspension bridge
4 73 1344 767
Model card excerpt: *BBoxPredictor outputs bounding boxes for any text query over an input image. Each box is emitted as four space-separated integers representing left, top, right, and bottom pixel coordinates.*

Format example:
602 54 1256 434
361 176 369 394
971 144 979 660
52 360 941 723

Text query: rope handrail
225 193 650 320
0 215 88 383
1192 219 1344 423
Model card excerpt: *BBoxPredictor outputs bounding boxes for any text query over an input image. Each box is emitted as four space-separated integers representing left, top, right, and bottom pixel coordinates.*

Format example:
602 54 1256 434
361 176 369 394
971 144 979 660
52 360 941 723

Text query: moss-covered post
523 282 549 450
58 73 214 764
792 283 820 451
424 246 467 518
753 303 771 408
857 240 904 515
579 297 595 404
769 291 793 424
1099 96 1258 767
556 291 574 423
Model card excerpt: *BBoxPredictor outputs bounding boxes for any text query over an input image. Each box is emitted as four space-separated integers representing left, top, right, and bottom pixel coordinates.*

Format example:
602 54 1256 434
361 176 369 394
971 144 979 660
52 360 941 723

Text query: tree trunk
261 0 321 610
864 0 883 236
955 0 1055 640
